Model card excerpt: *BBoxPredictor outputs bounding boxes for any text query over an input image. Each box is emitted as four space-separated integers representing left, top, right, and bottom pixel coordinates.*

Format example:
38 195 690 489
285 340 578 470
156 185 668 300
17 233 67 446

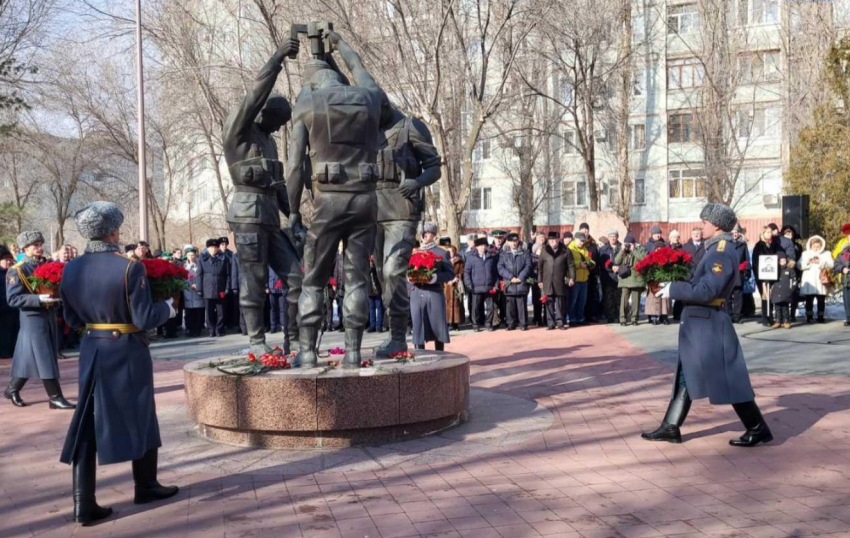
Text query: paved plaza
3 320 850 538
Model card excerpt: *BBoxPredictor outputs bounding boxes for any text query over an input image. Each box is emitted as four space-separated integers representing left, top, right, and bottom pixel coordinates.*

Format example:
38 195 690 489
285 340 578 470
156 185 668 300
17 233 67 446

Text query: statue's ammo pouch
237 157 285 190
376 147 399 182
313 162 378 185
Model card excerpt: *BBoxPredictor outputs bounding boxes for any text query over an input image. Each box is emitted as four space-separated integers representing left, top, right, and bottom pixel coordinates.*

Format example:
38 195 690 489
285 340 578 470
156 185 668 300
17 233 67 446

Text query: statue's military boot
343 329 363 369
374 318 409 358
293 327 318 368
244 308 273 357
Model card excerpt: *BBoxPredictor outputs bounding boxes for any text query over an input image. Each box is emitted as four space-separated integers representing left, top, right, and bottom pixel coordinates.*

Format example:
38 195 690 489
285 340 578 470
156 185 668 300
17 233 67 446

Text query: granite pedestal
183 351 470 448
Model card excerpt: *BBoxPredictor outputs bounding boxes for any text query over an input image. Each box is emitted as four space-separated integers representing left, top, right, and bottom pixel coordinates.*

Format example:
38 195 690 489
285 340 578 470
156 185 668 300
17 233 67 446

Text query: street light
136 0 148 241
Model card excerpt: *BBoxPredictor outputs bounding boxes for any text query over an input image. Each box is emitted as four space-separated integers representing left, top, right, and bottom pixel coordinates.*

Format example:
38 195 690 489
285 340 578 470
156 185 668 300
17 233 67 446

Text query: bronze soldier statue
373 102 442 357
222 36 303 356
286 31 384 368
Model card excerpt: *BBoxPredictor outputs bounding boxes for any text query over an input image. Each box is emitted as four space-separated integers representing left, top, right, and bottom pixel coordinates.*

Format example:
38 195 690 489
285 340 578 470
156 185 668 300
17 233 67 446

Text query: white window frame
739 51 781 84
469 184 492 211
667 3 700 35
562 177 588 208
563 129 578 155
668 113 697 144
634 176 646 205
629 124 646 151
737 0 779 26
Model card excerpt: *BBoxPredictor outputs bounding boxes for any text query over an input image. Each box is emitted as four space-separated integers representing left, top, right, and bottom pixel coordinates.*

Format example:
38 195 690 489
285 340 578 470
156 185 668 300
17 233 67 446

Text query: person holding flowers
4 231 75 410
464 236 500 331
59 201 179 525
498 232 532 331
409 223 454 350
643 203 772 447
538 231 575 330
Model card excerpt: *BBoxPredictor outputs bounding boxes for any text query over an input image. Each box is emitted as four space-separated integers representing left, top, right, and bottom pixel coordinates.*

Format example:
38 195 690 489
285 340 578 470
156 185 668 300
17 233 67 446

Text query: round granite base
183 350 470 449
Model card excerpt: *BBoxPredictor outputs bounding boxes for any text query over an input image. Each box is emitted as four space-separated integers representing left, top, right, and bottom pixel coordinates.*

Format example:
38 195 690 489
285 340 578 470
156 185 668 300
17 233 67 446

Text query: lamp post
136 0 148 241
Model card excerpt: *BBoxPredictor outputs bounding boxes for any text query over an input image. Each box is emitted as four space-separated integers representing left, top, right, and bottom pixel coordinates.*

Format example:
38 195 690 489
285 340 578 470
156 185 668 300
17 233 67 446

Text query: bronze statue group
2 28 771 528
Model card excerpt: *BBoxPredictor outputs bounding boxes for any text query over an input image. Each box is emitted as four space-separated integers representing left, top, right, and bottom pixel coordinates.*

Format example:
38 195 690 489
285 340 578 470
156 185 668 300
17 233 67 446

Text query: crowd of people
2 221 849 365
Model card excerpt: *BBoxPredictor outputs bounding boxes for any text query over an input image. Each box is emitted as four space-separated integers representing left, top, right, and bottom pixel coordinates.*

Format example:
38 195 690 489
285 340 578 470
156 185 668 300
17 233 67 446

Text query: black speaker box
782 195 809 238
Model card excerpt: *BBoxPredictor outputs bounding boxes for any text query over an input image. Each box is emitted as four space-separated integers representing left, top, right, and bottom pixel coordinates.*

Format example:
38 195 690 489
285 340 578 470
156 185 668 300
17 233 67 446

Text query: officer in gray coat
3 230 75 409
287 31 384 368
410 223 454 350
59 202 179 525
642 203 772 447
373 102 442 357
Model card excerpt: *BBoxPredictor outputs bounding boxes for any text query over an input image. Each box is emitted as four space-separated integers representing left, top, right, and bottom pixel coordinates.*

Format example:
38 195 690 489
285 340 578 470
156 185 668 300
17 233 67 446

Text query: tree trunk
583 98 599 211
616 0 633 226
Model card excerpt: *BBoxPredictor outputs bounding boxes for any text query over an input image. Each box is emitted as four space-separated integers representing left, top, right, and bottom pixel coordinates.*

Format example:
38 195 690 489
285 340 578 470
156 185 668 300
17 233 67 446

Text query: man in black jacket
201 239 230 337
598 230 623 324
683 228 706 267
730 225 749 323
497 233 531 331
538 231 576 330
464 237 498 331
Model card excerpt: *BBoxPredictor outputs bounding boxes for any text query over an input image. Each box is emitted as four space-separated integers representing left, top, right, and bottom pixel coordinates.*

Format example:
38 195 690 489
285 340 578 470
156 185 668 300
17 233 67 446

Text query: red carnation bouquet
140 258 189 304
29 262 65 298
408 250 440 285
634 247 693 294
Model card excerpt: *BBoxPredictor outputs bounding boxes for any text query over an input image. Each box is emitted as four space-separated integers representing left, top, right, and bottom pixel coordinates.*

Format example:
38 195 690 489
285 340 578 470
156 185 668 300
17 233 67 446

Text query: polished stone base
183 351 470 448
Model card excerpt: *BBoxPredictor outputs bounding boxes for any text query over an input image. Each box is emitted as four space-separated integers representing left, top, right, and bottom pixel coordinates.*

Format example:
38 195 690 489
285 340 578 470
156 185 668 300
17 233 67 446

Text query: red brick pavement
3 325 850 538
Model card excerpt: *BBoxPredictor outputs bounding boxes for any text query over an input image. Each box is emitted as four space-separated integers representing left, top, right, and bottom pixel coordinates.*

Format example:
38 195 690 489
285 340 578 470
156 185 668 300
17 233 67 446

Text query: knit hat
0 245 12 260
547 231 560 239
767 222 779 232
841 223 850 235
218 236 229 245
438 236 451 246
16 231 44 249
607 229 619 237
423 222 439 235
474 237 488 247
699 203 738 232
563 231 573 240
624 234 636 244
579 222 590 231
574 232 587 241
650 225 662 235
74 201 125 240
206 238 219 248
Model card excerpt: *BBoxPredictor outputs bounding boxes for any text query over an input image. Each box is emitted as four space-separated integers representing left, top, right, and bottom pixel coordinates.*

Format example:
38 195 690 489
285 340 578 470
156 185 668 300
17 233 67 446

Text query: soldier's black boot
133 449 179 504
73 438 113 525
641 387 691 444
293 326 318 368
375 317 409 358
343 329 363 369
4 377 27 407
730 401 773 447
43 379 75 410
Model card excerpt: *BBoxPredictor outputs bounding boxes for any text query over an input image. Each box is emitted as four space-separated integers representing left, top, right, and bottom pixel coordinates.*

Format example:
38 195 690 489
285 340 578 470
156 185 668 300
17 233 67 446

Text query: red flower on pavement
247 353 257 363
361 359 374 367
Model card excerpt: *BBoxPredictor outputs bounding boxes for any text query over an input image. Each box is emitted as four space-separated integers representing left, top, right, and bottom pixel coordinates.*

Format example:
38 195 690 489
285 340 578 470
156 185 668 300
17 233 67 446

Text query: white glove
38 294 51 301
429 274 438 284
165 298 177 319
655 282 672 298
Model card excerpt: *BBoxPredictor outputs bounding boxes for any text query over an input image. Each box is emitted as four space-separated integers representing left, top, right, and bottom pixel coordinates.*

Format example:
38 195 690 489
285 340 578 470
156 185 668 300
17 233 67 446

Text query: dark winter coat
669 236 754 405
369 263 382 297
770 254 797 304
598 242 622 287
683 239 706 269
200 252 230 299
835 246 850 289
6 257 61 379
644 238 667 253
182 259 205 309
0 266 20 358
60 251 171 465
752 238 781 289
497 246 531 296
463 250 498 293
538 244 576 297
333 252 345 295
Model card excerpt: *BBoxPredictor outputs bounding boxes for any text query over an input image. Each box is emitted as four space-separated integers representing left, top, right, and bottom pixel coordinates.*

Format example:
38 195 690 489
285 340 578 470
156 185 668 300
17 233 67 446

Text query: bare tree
0 135 40 233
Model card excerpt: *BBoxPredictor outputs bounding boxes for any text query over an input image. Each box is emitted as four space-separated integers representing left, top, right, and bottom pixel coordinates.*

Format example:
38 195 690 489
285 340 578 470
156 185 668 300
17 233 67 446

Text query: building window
629 124 646 150
634 176 646 205
562 177 587 207
667 59 705 89
736 106 780 138
474 139 491 161
739 51 781 83
558 74 574 105
668 168 706 199
667 3 700 35
607 179 619 209
737 0 779 26
563 129 577 155
668 113 697 143
633 68 647 96
469 185 492 210
632 14 646 41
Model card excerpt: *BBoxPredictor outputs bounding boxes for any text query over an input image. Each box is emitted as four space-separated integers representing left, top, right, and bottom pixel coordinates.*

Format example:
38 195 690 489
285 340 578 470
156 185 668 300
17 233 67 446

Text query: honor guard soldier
372 100 442 357
3 230 75 409
286 31 385 368
222 36 303 356
643 203 773 447
59 202 180 525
